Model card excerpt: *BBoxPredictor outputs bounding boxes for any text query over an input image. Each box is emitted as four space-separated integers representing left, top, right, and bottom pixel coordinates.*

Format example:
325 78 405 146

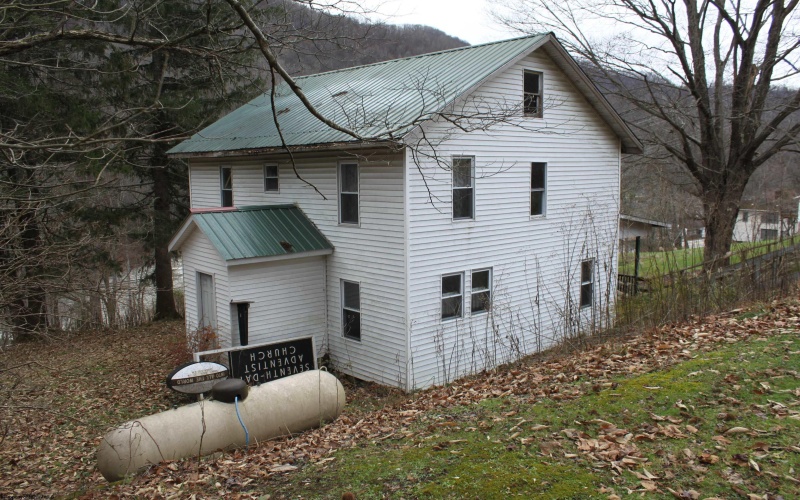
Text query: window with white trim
531 162 546 216
470 268 492 314
523 70 543 117
220 166 233 207
341 280 361 340
760 228 778 240
339 162 359 224
264 165 279 192
580 259 594 308
441 273 463 320
452 157 474 220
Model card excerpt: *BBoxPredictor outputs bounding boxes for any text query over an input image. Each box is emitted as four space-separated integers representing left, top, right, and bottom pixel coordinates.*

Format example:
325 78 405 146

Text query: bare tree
495 0 800 267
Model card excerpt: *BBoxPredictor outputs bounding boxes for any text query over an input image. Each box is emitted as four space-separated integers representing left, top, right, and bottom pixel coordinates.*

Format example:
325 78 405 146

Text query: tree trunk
11 169 48 339
152 162 180 320
702 181 747 270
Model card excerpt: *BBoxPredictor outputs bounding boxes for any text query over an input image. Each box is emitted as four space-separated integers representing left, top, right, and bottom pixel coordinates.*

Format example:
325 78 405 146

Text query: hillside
1 296 798 497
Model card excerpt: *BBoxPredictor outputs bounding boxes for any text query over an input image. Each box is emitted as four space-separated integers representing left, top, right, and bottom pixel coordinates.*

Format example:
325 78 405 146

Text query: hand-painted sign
228 337 316 386
166 361 229 394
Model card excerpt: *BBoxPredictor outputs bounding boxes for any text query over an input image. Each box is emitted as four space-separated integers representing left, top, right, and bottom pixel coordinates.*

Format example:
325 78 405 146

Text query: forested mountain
275 9 468 75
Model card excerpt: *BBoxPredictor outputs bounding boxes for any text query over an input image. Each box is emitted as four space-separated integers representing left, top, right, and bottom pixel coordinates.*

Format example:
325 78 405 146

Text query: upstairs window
580 259 594 308
470 269 492 314
220 166 233 207
524 71 543 118
530 162 546 216
342 280 361 340
264 165 279 192
441 273 463 320
452 157 474 220
339 162 359 224
741 210 749 222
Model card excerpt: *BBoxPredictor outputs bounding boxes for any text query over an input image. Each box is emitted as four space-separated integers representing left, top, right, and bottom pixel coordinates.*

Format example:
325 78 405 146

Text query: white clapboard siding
180 227 232 346
405 49 621 389
187 150 408 387
227 257 327 355
189 165 223 208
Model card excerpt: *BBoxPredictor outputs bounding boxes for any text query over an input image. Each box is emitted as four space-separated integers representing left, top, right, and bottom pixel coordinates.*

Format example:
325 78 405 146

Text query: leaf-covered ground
0 297 798 498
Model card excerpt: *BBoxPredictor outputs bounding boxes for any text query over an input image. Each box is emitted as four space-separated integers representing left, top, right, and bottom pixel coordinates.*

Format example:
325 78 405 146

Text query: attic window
523 70 543 118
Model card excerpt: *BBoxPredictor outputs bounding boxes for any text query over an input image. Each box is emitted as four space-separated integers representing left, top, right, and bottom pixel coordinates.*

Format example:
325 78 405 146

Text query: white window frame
264 164 279 192
452 156 475 221
338 162 359 225
530 162 547 217
760 228 778 241
523 70 543 118
580 259 594 309
441 272 464 320
470 268 492 315
220 166 233 207
341 279 361 341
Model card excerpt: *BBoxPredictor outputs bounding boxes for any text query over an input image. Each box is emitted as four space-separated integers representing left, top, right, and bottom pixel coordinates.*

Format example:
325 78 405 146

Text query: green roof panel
167 35 548 155
192 205 333 261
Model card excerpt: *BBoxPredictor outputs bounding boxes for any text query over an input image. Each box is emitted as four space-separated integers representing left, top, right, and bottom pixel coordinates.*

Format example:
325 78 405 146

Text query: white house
168 35 642 390
733 208 791 242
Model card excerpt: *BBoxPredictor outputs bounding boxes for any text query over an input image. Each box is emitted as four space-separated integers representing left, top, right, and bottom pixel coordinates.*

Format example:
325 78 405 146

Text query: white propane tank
97 370 345 481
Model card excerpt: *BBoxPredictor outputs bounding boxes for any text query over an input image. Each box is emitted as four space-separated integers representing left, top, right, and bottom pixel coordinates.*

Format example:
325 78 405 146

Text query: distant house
167 35 641 390
733 208 792 242
619 214 671 241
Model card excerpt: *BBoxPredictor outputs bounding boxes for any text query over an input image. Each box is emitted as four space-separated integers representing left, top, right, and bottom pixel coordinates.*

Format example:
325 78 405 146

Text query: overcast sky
366 0 521 45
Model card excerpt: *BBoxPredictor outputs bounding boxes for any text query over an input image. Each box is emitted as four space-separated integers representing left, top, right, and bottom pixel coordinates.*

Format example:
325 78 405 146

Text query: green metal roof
167 35 549 155
171 205 333 262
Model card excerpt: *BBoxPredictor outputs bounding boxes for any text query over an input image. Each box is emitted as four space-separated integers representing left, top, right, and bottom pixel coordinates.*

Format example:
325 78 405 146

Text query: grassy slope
619 236 800 277
292 332 799 499
0 299 798 498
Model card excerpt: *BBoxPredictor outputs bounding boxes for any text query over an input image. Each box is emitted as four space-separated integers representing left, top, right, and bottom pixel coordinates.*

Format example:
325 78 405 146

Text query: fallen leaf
725 426 750 435
269 465 298 473
640 480 658 491
699 453 719 464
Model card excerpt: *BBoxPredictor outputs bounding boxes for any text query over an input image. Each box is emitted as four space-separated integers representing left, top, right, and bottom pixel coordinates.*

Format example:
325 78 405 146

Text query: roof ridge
293 34 547 80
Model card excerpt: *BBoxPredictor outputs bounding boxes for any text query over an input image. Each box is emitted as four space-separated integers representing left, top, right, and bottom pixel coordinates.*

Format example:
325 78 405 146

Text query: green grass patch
619 235 800 277
273 332 800 499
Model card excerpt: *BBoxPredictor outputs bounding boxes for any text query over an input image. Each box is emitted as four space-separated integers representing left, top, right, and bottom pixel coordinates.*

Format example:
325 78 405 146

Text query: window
341 280 361 340
452 157 474 220
220 167 233 207
760 228 778 240
530 162 546 216
264 165 279 192
741 210 749 222
763 212 779 225
441 273 463 320
580 260 594 308
523 71 542 117
339 163 359 224
197 272 216 329
471 269 492 314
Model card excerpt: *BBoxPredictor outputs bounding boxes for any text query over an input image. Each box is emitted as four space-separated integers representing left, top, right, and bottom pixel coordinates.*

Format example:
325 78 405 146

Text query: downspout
403 145 412 392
